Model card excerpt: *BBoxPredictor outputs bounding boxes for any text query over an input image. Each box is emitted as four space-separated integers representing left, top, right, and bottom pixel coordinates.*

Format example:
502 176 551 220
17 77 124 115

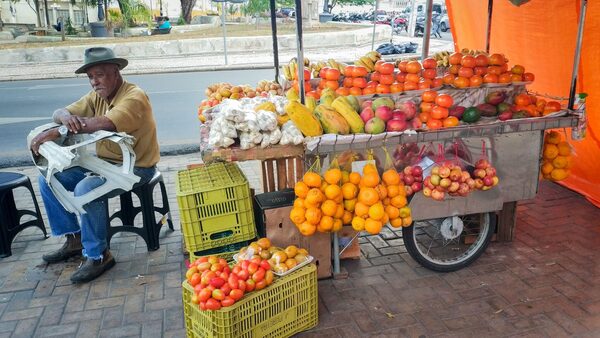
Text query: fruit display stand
304 110 578 274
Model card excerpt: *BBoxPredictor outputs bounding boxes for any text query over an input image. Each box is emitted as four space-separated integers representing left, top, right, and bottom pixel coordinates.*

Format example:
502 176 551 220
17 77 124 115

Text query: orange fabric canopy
446 0 600 207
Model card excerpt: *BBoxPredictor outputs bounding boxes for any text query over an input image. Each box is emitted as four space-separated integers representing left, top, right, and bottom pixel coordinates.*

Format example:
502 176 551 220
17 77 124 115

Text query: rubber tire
402 212 497 272
441 22 448 32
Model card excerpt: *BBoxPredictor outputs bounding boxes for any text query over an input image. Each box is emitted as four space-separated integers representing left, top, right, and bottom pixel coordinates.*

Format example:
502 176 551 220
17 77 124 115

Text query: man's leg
39 167 88 263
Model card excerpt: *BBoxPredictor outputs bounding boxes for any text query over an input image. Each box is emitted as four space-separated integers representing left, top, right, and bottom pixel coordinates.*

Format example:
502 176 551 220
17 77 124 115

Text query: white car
440 14 450 31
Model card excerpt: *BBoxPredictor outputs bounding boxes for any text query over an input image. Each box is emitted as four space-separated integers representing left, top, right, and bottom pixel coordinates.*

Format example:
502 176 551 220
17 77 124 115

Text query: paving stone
368 255 403 266
1 307 43 322
11 318 38 337
98 324 141 337
35 323 79 337
366 236 389 249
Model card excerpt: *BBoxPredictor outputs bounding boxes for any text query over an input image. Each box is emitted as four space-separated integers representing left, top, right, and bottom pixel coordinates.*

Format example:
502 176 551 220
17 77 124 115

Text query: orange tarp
446 0 600 207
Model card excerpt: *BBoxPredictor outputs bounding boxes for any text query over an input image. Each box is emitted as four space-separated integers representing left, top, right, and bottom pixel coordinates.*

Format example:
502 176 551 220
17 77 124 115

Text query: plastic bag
399 144 426 196
260 128 282 148
541 130 572 181
256 110 278 131
472 140 499 191
279 121 304 145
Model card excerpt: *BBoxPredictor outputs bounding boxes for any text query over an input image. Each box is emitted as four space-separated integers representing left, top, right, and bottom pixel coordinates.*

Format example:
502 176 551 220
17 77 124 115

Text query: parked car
440 14 450 31
278 8 295 18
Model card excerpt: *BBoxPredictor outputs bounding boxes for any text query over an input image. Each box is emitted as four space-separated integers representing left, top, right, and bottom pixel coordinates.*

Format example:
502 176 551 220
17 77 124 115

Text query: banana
282 65 292 81
354 59 367 69
304 57 310 67
327 58 339 70
360 56 375 72
366 51 381 63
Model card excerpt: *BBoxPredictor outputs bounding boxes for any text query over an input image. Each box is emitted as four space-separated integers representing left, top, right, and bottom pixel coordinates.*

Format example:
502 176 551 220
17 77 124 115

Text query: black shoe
70 250 116 284
42 233 83 264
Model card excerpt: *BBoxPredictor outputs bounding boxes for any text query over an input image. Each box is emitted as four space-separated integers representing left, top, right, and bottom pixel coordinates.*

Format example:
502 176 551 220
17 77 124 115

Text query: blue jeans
39 166 156 259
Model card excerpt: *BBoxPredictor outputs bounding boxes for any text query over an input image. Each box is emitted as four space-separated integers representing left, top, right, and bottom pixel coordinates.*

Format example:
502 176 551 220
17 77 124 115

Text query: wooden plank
265 160 276 192
294 156 305 182
261 160 269 194
497 201 517 242
203 144 304 163
276 159 287 191
286 157 295 189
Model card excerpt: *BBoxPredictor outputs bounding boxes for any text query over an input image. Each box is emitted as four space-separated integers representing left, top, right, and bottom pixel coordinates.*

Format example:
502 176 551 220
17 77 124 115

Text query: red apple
411 182 423 192
424 176 434 189
485 167 496 177
411 166 423 177
483 176 494 186
375 106 393 122
431 189 445 201
438 166 451 178
492 176 499 186
431 166 440 176
475 159 490 169
404 186 414 196
404 174 415 185
386 118 408 132
360 107 375 123
396 101 417 120
411 117 422 130
474 169 487 179
474 178 484 189
448 181 460 192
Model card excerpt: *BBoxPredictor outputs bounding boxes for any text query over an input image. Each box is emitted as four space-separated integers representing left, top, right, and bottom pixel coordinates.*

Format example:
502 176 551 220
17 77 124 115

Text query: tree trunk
180 0 196 23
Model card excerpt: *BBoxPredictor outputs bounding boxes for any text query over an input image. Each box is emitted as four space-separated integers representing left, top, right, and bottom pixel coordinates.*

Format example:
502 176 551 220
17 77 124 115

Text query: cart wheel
402 212 496 272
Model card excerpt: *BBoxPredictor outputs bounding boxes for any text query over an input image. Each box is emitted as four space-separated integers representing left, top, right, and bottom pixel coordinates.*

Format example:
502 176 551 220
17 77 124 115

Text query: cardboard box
338 225 361 260
254 190 332 279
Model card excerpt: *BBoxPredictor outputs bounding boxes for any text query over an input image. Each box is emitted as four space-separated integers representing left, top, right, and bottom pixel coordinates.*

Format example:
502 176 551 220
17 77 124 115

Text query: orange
442 116 460 128
426 118 443 130
398 206 411 218
382 169 401 185
552 156 569 169
358 188 379 206
343 198 357 212
342 183 359 200
334 194 344 204
387 185 400 198
335 204 345 219
318 215 334 232
305 188 324 205
293 198 305 209
390 218 403 228
303 172 322 188
368 202 385 221
382 197 390 206
420 102 434 113
545 131 561 144
543 144 559 160
351 216 365 231
341 171 350 184
354 202 369 218
363 164 378 175
294 182 309 198
385 205 400 219
332 219 343 232
298 222 316 236
361 172 380 188
305 207 322 225
320 180 329 192
349 172 361 185
364 218 383 235
324 168 342 185
402 216 413 227
325 184 342 200
335 87 350 96
557 142 571 156
342 210 353 224
375 184 388 200
550 168 569 181
381 213 389 225
431 106 449 120
320 200 338 217
391 195 408 208
541 162 554 175
289 207 306 224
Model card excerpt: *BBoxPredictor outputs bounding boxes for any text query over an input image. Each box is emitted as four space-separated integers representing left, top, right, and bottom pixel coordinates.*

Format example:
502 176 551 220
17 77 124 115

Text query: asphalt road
0 68 276 168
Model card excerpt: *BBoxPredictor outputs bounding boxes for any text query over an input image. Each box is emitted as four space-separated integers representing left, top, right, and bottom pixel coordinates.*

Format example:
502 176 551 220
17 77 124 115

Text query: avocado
462 107 481 123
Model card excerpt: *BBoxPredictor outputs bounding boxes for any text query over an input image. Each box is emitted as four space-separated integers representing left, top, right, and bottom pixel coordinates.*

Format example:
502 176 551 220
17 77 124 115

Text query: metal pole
294 0 305 104
421 0 433 61
371 0 379 51
332 232 340 275
43 0 50 28
408 0 417 37
221 2 228 65
485 0 493 53
269 0 280 83
568 0 587 110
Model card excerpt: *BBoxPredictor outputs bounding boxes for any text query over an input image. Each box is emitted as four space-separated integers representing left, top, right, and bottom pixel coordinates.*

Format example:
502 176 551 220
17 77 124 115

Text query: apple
414 174 423 182
365 117 386 134
475 159 490 169
431 189 445 201
422 187 432 197
474 169 487 179
404 186 414 196
448 181 460 193
411 182 423 192
360 107 375 123
411 166 423 177
458 183 470 196
404 174 415 185
391 110 407 121
474 178 484 189
431 166 440 176
466 178 476 189
399 172 405 181
375 106 393 122
411 117 422 130
361 100 373 110
492 176 499 186
403 166 413 175
424 176 434 189
485 167 497 177
430 174 441 186
396 101 417 120
483 176 494 186
461 171 471 183
387 118 408 132
438 166 451 178
448 106 466 119
449 168 462 181
440 178 452 188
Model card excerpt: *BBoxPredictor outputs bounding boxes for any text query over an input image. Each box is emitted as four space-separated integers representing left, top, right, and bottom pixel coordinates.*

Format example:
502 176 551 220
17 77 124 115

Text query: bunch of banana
311 61 328 78
282 57 311 81
327 59 347 76
432 50 451 67
460 48 488 56
354 51 382 72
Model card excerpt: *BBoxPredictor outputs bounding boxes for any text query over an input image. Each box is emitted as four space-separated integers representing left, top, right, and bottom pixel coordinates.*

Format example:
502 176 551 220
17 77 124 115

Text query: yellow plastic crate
176 163 257 252
182 264 318 338
188 250 236 264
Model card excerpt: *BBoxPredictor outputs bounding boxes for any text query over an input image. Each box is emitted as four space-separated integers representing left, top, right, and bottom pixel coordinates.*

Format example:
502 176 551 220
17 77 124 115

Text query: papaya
314 105 350 135
284 101 323 137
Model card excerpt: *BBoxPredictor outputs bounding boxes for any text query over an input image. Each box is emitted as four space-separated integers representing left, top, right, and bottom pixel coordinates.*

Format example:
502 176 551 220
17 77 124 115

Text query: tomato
186 267 198 281
418 80 432 90
430 106 449 120
426 118 443 130
449 52 463 65
469 75 483 87
475 54 489 67
420 102 434 113
219 271 229 280
325 68 341 81
237 269 249 281
396 72 407 83
259 260 271 271
498 73 512 83
198 288 212 302
489 53 506 66
363 86 376 95
483 73 498 83
370 71 381 83
418 112 430 123
422 58 437 69
374 60 385 73
205 298 221 311
379 62 395 75
404 81 418 91
220 283 232 296
442 73 455 85
523 72 535 82
514 93 532 106
353 66 368 78
209 277 225 288
457 67 473 78
210 263 222 272
487 66 502 75
229 289 244 301
379 74 394 85
390 83 404 93
319 67 329 79
191 294 199 304
265 270 274 285
221 296 235 307
207 256 218 265
255 279 268 291
510 74 523 82
349 86 362 96
343 77 354 88
197 256 209 264
245 279 256 292
336 87 350 96
397 61 408 72
194 284 204 293
325 80 339 90
196 262 211 272
352 77 367 88
237 280 247 292
247 262 259 275
405 73 420 84
511 65 525 75
212 289 225 301
432 77 444 88
231 266 241 275
199 301 207 311
461 55 476 68
422 68 437 80
190 273 201 287
448 64 460 75
421 90 438 103
252 268 266 283
435 94 454 108
293 69 311 81
306 90 320 99
473 66 487 76
406 61 422 74
453 76 470 89
375 84 391 94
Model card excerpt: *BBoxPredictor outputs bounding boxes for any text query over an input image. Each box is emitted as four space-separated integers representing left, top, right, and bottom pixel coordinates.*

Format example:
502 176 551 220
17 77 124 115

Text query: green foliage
65 17 77 35
177 17 186 25
242 0 270 18
116 0 152 27
108 8 124 28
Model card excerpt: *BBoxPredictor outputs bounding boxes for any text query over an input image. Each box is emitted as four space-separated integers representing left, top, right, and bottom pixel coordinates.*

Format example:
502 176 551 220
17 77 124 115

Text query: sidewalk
1 152 600 337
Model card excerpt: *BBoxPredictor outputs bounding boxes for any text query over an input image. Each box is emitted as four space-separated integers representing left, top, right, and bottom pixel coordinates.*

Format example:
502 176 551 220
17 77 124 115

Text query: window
73 10 84 25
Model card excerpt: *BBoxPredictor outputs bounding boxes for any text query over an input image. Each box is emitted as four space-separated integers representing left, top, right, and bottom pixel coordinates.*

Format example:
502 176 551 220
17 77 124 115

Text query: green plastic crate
182 264 318 338
176 163 257 252
188 240 251 264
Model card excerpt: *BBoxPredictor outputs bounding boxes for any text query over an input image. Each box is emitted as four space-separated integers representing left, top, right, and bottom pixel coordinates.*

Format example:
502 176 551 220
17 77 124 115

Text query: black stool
0 172 48 257
107 170 174 251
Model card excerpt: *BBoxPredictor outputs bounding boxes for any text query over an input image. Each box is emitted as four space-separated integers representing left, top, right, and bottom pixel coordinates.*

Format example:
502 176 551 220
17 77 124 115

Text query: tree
242 0 270 28
180 0 196 23
323 0 373 14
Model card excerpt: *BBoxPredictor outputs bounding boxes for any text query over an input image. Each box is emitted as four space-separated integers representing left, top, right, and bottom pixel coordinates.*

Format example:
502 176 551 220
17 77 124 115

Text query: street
0 68 275 168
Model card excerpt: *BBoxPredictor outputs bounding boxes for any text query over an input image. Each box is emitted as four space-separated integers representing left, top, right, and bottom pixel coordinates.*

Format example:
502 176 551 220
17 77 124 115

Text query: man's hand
59 114 87 134
30 128 59 156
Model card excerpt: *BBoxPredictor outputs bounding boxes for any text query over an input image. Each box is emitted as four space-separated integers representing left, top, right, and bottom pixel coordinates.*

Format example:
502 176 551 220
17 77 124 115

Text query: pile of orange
350 164 412 234
444 52 535 88
290 169 346 236
336 65 369 96
541 131 572 181
512 93 562 118
391 58 444 93
418 91 457 130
